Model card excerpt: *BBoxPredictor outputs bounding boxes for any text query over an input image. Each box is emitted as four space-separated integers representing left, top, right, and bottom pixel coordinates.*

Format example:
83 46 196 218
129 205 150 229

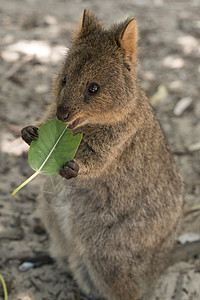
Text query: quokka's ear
74 9 103 39
115 18 138 63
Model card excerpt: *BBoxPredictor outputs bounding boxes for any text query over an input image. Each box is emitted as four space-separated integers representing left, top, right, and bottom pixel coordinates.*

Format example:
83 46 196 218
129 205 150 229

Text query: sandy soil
0 0 200 299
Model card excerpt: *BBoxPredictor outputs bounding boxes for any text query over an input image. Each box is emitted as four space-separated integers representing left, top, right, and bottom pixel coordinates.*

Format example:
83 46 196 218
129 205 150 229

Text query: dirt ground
0 0 200 299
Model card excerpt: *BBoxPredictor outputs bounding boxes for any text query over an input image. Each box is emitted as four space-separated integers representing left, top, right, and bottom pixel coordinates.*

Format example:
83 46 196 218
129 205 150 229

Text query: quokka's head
54 9 139 130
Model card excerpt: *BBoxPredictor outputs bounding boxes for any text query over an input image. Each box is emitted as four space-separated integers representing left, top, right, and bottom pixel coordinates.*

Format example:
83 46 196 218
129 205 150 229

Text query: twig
173 150 193 156
5 123 23 133
170 264 200 274
0 55 33 89
184 205 200 215
0 228 24 240
173 273 184 300
171 240 200 265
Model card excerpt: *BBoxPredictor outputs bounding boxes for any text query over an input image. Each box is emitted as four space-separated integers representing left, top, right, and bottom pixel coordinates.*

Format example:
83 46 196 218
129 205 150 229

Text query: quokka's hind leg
38 176 73 261
68 254 106 299
38 200 69 262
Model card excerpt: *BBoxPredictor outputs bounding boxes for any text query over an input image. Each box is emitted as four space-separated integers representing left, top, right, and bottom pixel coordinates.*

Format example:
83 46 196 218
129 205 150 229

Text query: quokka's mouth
67 118 80 130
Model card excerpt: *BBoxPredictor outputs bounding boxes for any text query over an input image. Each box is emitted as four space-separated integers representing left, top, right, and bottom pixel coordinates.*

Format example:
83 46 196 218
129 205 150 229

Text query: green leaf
28 118 82 175
11 118 82 196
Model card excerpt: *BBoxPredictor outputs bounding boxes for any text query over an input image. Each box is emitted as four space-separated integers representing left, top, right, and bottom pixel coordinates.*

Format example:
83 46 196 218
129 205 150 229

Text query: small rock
150 84 168 105
163 56 184 69
178 232 200 245
18 262 35 272
1 135 29 156
173 97 193 116
35 84 49 94
154 0 164 7
1 51 20 62
187 141 200 152
44 15 57 25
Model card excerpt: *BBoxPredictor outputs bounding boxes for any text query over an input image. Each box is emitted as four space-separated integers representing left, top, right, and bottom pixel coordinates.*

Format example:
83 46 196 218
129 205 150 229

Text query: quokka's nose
56 106 71 122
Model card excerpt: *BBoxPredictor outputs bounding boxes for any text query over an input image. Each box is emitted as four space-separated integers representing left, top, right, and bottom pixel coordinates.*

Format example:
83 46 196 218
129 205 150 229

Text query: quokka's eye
62 76 67 87
87 82 100 95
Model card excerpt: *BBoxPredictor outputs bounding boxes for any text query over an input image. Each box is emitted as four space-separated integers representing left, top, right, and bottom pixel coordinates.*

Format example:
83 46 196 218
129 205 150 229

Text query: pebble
178 232 200 245
173 97 193 116
18 262 35 272
150 84 168 105
187 141 200 152
1 50 20 62
35 84 49 94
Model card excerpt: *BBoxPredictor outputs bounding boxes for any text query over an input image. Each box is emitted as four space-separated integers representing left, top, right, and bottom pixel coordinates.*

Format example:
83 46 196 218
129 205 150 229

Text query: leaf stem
11 171 40 197
0 274 8 300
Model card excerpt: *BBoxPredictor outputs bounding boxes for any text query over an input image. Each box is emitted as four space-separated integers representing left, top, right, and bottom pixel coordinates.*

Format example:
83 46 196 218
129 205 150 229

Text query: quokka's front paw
21 125 39 145
59 160 79 180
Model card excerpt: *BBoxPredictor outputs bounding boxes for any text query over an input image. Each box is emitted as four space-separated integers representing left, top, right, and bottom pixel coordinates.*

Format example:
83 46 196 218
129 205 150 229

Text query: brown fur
23 9 184 300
